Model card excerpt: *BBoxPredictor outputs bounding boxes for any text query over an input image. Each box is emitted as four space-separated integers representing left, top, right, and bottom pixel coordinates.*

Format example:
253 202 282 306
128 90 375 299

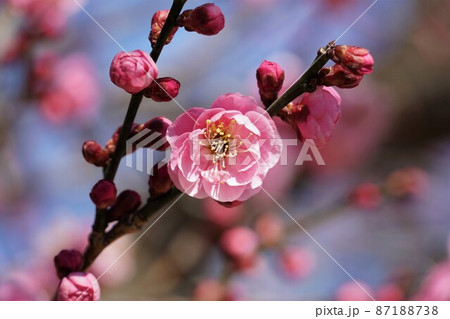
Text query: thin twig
81 0 188 271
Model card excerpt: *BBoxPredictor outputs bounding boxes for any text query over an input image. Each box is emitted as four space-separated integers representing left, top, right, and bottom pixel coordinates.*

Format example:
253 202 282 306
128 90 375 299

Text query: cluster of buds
54 250 100 301
256 60 285 107
82 116 172 167
89 180 144 222
318 45 374 89
107 190 142 222
177 3 225 36
220 227 260 270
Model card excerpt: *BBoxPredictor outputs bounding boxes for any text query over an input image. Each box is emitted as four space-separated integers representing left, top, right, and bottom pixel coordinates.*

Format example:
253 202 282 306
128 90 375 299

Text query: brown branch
266 43 334 117
81 0 188 271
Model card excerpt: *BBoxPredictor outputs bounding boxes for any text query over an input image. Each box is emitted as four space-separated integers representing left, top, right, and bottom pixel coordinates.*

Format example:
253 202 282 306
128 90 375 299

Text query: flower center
202 119 239 168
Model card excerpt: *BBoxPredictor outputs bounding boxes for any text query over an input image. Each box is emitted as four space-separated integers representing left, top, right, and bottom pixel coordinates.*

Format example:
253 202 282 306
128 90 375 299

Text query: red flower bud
132 117 172 151
108 190 141 221
149 10 179 47
82 140 110 167
329 45 374 75
181 3 225 36
105 123 141 156
257 60 285 107
318 64 363 89
144 77 180 102
149 164 173 198
90 179 117 209
54 250 83 279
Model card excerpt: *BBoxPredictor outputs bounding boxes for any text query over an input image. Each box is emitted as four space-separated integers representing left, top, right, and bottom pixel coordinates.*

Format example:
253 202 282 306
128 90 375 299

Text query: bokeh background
1 0 450 300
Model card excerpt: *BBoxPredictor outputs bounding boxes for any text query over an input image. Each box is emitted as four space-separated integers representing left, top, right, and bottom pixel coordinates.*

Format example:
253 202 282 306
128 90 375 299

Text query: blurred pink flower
57 272 100 301
254 212 283 246
308 82 393 175
377 284 404 301
385 167 429 198
35 53 100 124
32 217 136 291
110 50 158 94
0 271 46 301
278 246 315 279
220 227 259 264
351 182 382 210
193 279 226 301
166 93 282 202
414 261 450 301
335 281 374 301
7 0 85 37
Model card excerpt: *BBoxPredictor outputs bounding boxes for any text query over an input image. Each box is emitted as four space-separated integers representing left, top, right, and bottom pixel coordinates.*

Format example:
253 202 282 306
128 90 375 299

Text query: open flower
282 86 341 148
166 93 282 203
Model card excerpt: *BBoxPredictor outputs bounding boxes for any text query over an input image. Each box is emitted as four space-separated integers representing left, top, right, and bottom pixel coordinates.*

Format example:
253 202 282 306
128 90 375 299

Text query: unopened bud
54 250 83 279
90 179 117 209
144 77 180 102
108 190 141 221
149 10 179 47
318 64 363 89
180 3 225 36
257 60 285 107
135 117 172 151
329 45 374 75
57 272 100 301
105 123 140 156
82 140 109 167
149 164 173 198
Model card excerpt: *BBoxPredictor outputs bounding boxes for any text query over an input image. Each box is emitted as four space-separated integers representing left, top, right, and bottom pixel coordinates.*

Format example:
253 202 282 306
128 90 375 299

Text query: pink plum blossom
283 86 341 149
336 281 374 301
33 53 100 124
6 0 85 37
278 246 316 279
166 93 282 202
413 261 450 301
110 50 158 94
220 227 259 263
57 272 100 301
297 86 341 148
193 279 226 301
254 212 283 246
